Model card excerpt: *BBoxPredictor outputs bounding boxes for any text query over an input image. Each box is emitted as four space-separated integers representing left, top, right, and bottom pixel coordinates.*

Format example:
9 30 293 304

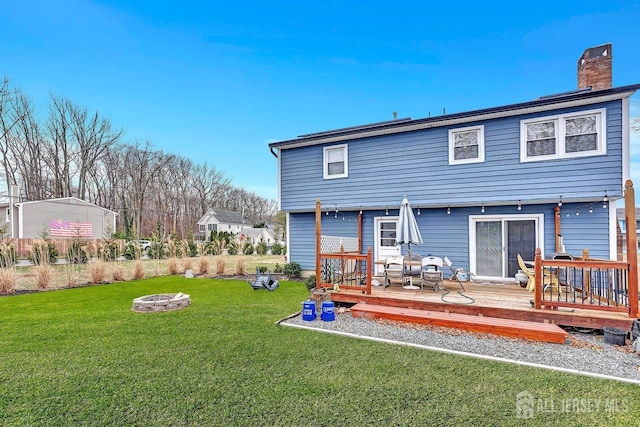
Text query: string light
385 208 389 215
576 210 580 216
447 206 451 215
589 206 593 214
481 204 485 213
558 196 563 207
517 200 522 211
417 208 421 216
603 191 608 209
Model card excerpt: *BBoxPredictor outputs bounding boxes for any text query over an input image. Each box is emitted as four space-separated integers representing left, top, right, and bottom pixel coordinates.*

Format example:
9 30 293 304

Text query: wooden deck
329 278 634 331
351 303 569 344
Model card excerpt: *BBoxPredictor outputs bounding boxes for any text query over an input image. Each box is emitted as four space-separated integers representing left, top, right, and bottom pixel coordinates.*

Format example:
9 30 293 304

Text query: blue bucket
321 301 335 322
302 300 316 321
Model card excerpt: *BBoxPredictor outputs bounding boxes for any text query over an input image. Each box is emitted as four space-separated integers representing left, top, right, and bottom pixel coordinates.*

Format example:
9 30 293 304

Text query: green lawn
0 278 638 426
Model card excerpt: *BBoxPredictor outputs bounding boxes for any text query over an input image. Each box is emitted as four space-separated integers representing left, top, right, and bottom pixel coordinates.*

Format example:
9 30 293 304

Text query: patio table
403 260 422 289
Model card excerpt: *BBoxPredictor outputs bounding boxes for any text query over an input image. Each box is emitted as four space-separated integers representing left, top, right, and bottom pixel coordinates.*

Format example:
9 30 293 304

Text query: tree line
0 77 277 240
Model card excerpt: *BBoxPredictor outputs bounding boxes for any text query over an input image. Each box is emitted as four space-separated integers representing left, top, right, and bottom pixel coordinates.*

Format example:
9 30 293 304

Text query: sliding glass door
470 215 543 279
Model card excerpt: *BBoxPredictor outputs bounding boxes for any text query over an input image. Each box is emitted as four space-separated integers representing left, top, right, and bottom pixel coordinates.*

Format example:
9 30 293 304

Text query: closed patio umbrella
397 196 423 289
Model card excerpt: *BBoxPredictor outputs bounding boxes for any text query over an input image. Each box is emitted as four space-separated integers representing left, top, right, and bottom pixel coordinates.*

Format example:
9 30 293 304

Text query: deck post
624 180 638 317
315 199 321 291
534 248 542 309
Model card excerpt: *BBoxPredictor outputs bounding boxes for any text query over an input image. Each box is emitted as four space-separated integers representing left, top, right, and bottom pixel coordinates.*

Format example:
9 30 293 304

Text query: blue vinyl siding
280 101 622 212
289 202 610 274
556 203 611 259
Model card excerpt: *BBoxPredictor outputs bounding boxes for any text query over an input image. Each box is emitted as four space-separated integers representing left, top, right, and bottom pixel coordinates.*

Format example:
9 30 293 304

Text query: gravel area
281 309 640 383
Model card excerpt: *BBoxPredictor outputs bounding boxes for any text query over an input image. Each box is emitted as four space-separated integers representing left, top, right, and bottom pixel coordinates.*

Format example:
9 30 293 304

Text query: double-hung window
521 108 605 162
323 144 348 179
448 125 485 165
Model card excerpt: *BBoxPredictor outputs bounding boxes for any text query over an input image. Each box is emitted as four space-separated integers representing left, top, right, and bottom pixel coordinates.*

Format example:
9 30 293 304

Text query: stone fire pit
132 293 191 313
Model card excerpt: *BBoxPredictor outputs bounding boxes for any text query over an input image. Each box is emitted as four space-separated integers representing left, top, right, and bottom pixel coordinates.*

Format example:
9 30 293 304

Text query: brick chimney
577 43 612 90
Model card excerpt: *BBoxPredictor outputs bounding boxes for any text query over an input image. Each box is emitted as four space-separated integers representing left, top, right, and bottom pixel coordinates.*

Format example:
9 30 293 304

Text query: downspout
554 206 561 253
270 146 278 158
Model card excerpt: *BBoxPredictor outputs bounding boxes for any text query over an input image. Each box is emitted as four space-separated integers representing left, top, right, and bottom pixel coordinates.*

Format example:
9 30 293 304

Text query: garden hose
440 288 475 305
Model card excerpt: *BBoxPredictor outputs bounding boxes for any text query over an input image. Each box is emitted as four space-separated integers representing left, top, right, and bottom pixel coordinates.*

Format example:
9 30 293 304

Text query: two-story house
269 44 639 281
197 209 250 240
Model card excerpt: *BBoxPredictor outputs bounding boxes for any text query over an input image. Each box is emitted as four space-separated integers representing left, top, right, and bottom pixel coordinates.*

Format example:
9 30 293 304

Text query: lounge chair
248 268 279 291
517 254 560 295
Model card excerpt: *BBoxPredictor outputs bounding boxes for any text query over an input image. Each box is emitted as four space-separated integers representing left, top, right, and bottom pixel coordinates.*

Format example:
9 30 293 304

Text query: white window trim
520 108 606 163
323 144 348 179
448 125 485 165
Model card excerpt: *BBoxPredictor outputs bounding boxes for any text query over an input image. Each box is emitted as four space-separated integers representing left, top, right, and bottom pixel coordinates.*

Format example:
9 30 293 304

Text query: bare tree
0 77 22 188
45 95 75 197
123 141 167 239
9 91 48 200
68 101 124 199
191 162 230 216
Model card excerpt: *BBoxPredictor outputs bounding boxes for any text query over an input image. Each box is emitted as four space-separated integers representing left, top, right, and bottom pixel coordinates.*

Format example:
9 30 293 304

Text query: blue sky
2 1 639 202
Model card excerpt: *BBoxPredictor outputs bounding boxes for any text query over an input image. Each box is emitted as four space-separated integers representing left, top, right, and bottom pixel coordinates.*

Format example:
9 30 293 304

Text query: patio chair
420 256 443 291
384 255 405 289
517 254 560 295
248 268 279 291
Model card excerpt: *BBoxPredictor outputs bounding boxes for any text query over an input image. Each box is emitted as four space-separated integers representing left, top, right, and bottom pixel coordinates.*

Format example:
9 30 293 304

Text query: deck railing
318 247 372 294
533 248 637 316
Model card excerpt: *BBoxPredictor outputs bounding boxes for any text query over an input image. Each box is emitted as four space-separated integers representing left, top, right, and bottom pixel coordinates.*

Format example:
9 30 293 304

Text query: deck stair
350 303 569 344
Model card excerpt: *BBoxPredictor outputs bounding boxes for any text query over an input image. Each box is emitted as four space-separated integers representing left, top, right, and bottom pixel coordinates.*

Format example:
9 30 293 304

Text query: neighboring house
197 209 250 240
269 44 640 280
238 228 278 248
0 187 117 239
